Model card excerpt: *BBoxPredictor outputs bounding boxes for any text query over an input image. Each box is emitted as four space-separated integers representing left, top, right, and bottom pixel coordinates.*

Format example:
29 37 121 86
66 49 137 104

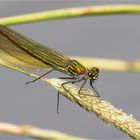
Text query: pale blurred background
0 1 140 139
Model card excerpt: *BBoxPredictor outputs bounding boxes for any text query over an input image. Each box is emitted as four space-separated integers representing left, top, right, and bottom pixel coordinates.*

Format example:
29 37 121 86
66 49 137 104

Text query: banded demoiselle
0 25 100 113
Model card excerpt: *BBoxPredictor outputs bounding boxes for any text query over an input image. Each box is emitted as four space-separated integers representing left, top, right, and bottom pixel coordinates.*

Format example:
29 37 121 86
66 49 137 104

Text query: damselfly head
88 67 99 81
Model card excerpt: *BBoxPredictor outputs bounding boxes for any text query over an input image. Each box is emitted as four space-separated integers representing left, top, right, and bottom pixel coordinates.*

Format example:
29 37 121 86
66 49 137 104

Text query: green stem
0 5 140 26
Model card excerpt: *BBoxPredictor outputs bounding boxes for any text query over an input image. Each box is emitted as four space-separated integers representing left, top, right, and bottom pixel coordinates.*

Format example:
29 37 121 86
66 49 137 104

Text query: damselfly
0 25 100 112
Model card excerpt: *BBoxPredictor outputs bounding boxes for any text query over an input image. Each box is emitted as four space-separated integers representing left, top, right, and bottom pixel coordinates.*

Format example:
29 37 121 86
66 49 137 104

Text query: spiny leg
77 80 101 100
57 92 60 114
77 79 99 98
56 77 77 113
61 78 84 107
25 69 61 113
26 69 54 85
62 78 84 92
78 79 87 94
90 80 100 97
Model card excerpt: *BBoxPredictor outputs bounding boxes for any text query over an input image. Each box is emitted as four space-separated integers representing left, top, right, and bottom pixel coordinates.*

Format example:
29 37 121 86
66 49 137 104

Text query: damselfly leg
90 80 100 97
25 69 54 85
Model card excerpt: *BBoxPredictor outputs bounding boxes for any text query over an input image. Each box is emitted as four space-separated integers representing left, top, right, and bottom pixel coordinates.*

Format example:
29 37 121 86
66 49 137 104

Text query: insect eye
96 68 99 73
91 67 99 74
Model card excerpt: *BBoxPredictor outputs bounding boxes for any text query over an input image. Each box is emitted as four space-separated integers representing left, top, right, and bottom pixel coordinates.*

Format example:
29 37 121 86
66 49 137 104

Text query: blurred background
0 1 140 139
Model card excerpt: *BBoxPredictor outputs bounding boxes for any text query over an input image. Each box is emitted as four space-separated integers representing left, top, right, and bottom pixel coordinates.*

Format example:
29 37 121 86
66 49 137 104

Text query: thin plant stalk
0 5 140 26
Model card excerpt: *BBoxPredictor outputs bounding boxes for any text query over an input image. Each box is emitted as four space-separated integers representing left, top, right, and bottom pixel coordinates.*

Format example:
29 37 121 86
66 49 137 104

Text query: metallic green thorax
66 60 86 77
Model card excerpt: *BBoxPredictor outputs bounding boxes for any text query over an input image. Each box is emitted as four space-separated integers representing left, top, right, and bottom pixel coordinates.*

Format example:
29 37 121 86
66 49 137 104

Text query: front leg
62 78 84 93
90 80 101 98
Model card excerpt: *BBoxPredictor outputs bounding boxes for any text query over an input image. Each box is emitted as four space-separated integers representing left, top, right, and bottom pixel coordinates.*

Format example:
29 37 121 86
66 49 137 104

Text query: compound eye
90 67 99 80
91 67 99 73
96 68 99 73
